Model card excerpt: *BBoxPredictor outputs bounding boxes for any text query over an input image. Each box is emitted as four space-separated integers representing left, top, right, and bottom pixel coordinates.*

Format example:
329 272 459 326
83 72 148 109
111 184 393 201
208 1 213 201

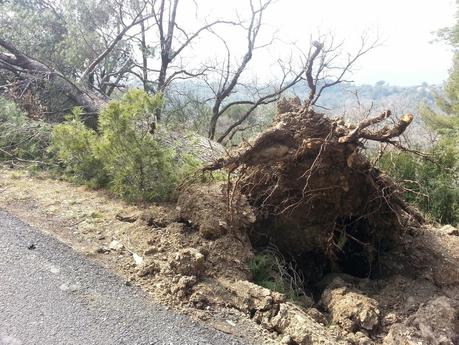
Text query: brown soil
1 167 458 344
0 168 276 344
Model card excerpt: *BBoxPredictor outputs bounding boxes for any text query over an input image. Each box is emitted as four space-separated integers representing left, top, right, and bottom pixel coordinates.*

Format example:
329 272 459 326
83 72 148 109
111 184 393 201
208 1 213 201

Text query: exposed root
205 101 422 279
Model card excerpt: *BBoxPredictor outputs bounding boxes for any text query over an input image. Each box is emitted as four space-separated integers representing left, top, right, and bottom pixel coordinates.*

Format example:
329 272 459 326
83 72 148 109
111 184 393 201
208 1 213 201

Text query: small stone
438 225 459 236
115 213 138 223
383 312 398 326
95 246 110 254
109 240 123 251
137 261 159 277
280 335 293 345
143 247 157 256
132 253 144 266
169 248 205 276
225 320 236 327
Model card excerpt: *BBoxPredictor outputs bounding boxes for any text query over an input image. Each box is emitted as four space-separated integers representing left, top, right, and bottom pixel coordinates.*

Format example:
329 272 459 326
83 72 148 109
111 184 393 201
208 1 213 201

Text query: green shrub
378 141 459 225
96 90 180 201
0 96 51 163
249 248 310 304
51 90 198 202
50 107 106 187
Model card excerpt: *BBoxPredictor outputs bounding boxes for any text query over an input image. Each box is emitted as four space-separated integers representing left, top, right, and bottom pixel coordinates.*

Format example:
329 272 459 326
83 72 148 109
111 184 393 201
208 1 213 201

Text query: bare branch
207 0 274 140
80 6 152 82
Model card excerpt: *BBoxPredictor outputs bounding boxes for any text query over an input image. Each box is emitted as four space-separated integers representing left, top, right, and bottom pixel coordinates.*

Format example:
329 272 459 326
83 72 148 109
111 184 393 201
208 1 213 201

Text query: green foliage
249 249 310 304
393 5 459 226
0 97 51 162
420 53 459 144
249 253 286 293
378 143 459 225
421 6 459 146
51 90 198 202
50 107 106 186
96 90 180 201
0 0 124 75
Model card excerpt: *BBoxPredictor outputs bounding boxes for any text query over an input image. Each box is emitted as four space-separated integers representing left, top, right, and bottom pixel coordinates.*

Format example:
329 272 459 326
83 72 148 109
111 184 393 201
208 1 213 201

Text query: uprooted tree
1 5 425 280
204 42 423 282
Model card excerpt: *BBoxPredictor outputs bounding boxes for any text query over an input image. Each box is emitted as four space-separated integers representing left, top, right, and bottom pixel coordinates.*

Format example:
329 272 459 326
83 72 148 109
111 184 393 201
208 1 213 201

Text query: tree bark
0 38 105 128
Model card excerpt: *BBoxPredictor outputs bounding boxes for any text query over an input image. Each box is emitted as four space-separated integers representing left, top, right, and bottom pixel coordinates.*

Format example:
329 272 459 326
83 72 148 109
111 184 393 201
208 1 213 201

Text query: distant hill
290 80 437 114
289 80 440 147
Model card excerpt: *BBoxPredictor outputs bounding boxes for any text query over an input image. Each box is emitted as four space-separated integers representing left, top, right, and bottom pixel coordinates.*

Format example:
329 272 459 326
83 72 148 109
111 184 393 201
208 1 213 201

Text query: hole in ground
332 215 375 278
249 214 393 300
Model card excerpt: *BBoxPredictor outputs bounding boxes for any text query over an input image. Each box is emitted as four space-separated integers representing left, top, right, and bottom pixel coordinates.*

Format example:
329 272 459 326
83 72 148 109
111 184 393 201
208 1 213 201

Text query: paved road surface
0 210 248 345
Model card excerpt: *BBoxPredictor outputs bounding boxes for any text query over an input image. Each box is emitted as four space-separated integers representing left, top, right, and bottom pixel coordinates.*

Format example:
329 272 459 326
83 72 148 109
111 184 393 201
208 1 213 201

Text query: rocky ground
0 166 458 345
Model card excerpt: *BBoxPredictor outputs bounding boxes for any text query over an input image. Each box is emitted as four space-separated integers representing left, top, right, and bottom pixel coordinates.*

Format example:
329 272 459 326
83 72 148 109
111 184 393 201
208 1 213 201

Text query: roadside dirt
0 167 277 344
1 166 458 345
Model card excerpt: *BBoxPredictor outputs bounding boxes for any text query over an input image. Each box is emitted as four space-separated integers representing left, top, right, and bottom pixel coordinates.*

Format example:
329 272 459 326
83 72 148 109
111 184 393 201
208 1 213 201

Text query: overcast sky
181 0 456 86
272 0 457 85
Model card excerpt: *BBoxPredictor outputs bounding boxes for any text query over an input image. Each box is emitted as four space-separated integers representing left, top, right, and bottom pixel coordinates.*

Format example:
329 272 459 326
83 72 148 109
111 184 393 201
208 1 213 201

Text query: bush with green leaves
0 96 51 163
50 107 106 186
378 142 459 225
50 90 199 202
96 90 183 201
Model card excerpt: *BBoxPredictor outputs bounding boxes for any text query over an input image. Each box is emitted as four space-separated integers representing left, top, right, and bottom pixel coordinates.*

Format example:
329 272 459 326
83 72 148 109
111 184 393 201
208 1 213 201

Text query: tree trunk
0 38 105 128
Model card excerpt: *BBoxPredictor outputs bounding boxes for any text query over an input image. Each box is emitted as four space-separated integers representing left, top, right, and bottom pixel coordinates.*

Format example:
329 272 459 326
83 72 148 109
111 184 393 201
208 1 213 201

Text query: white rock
132 253 144 266
109 240 124 251
438 225 458 236
225 320 236 327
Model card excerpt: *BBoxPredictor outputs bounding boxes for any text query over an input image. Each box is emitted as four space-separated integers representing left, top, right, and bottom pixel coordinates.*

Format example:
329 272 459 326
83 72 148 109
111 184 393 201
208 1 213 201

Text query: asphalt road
0 210 248 345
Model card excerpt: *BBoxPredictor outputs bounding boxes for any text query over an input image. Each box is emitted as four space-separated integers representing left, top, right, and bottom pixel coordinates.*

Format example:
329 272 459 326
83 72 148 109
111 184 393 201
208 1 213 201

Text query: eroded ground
1 166 458 345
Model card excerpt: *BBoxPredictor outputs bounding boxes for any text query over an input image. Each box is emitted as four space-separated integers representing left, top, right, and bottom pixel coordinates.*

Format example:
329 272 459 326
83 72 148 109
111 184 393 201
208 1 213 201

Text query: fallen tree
205 100 422 280
0 38 105 127
193 39 423 280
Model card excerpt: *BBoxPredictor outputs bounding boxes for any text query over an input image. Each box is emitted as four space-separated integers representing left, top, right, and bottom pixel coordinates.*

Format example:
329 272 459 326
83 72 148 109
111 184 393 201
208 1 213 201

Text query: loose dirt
1 167 458 344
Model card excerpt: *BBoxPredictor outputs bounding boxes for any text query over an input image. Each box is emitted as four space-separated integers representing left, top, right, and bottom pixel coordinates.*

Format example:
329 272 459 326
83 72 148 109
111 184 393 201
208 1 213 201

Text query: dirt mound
177 182 256 239
384 296 458 345
221 280 348 345
132 183 257 312
321 281 381 333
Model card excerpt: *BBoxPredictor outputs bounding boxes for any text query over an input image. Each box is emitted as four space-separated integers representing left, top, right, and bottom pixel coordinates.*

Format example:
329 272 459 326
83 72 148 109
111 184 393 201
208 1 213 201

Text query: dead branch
337 111 414 144
303 35 380 108
207 0 275 140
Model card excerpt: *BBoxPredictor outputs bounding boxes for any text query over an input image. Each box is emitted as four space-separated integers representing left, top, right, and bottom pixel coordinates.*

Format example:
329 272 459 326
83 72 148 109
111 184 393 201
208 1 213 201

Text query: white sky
178 0 456 86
